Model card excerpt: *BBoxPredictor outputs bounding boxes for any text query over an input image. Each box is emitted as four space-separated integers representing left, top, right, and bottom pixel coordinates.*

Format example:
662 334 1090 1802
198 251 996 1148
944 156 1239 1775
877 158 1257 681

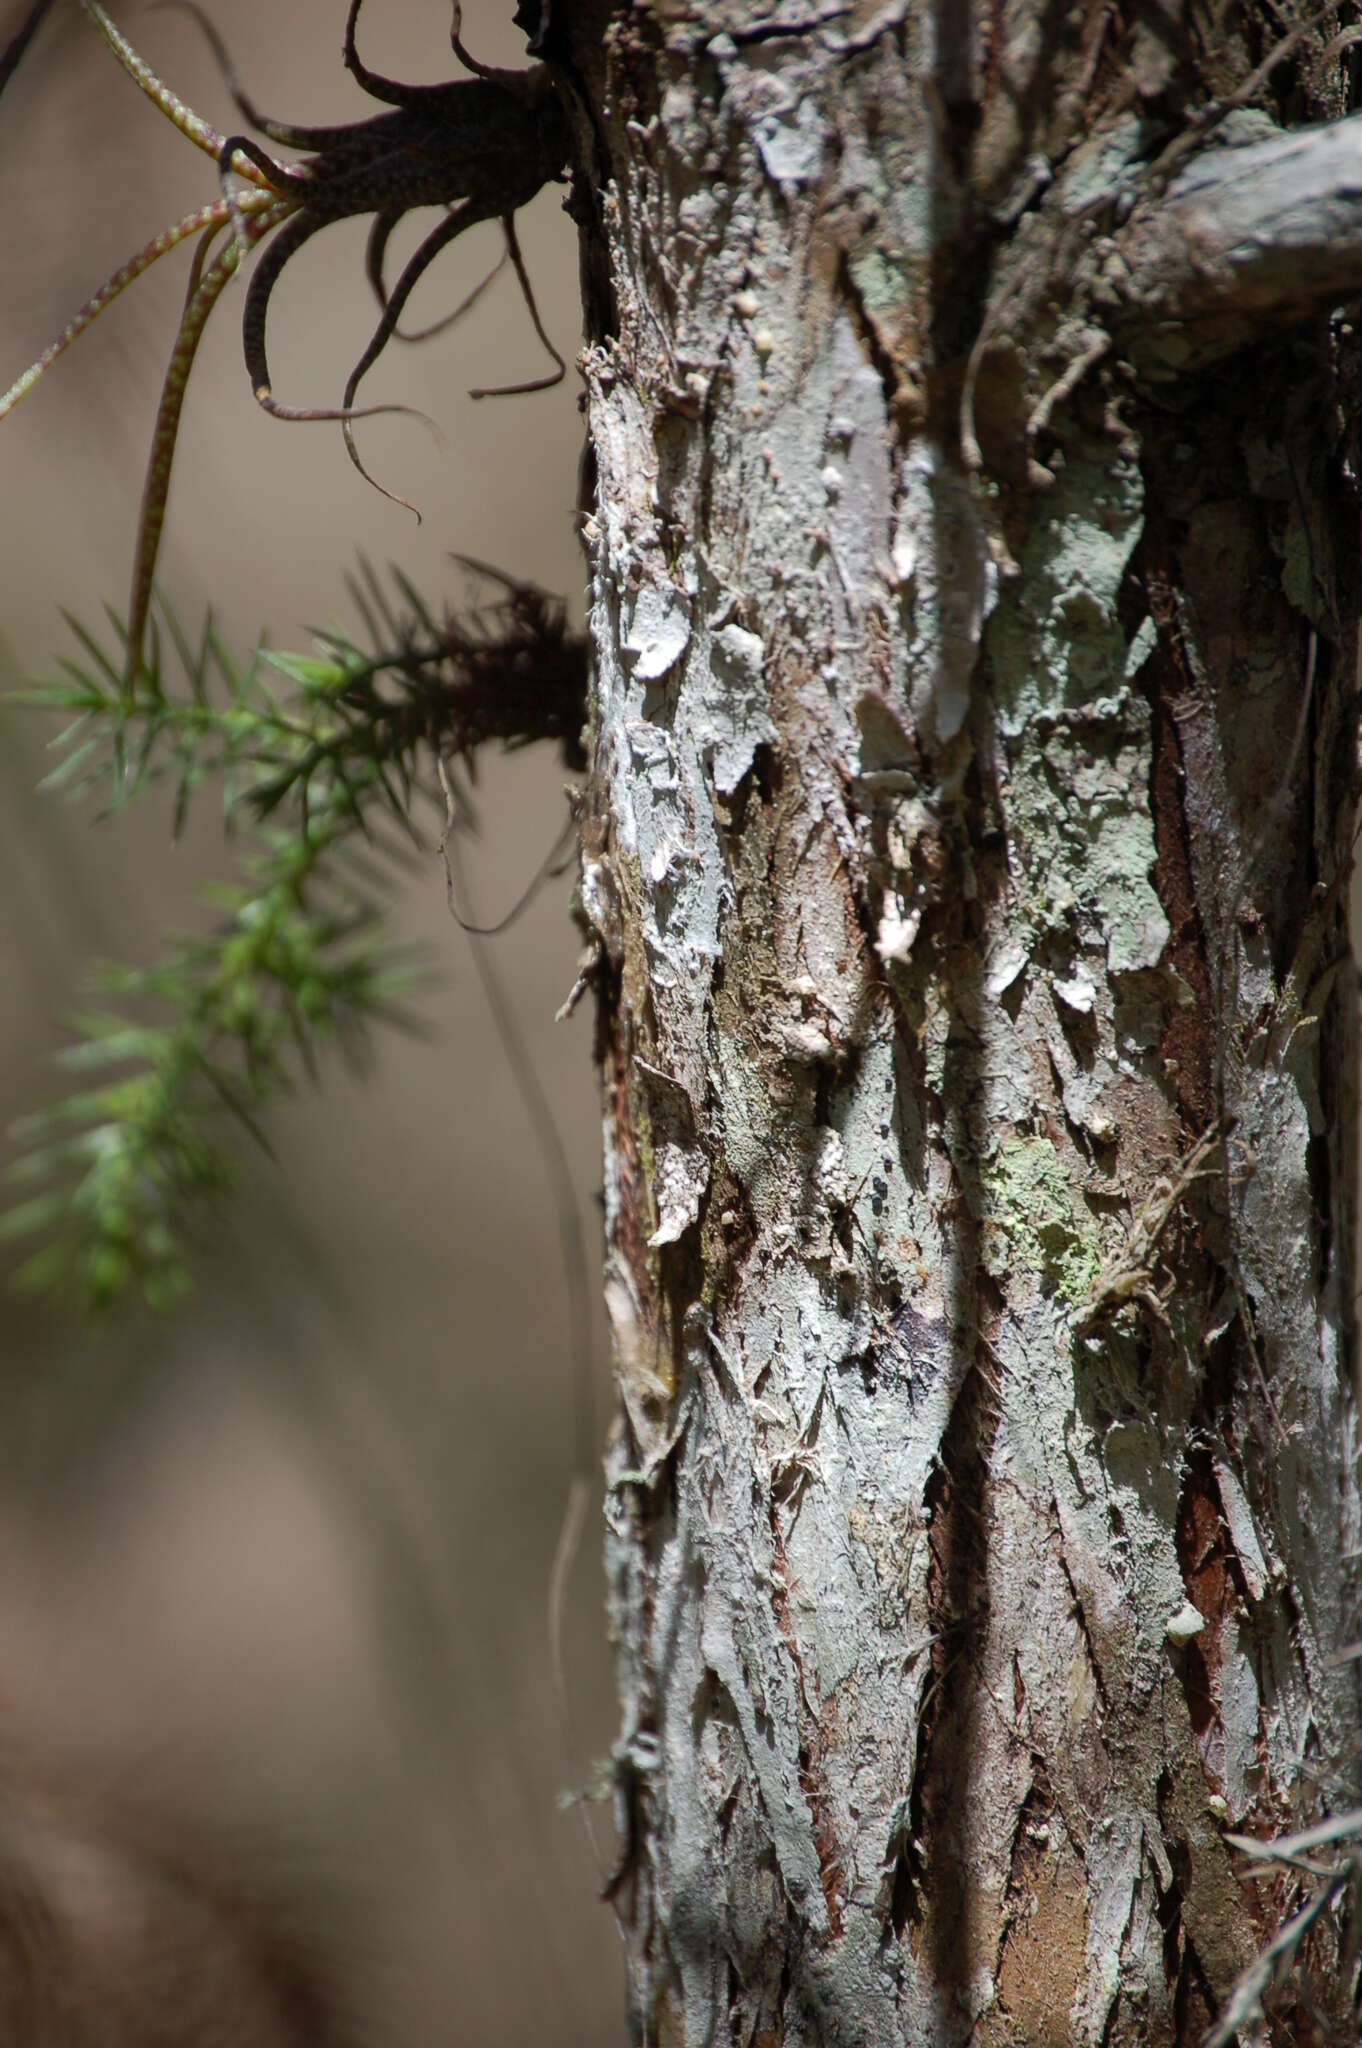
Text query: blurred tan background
0 0 624 2039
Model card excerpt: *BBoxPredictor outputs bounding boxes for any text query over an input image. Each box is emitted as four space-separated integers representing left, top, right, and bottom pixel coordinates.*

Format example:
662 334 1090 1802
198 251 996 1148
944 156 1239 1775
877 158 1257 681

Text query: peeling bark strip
559 3 1362 2041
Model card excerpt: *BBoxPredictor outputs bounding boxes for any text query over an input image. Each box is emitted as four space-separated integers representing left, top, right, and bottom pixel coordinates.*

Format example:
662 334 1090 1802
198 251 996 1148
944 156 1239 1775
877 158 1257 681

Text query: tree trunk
559 4 1362 2040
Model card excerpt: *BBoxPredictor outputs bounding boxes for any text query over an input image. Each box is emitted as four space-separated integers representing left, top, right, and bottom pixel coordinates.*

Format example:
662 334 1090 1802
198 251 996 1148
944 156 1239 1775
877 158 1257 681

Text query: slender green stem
0 190 279 424
125 196 298 689
77 0 274 182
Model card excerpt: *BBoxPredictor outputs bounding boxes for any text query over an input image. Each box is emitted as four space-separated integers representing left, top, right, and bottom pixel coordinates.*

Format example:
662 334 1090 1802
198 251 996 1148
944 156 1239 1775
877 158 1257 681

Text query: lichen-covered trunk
562 4 1362 2041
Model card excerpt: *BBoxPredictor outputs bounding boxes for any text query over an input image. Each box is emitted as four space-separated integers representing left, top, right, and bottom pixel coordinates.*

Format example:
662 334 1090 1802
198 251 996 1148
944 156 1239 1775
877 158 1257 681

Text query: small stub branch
1114 112 1362 372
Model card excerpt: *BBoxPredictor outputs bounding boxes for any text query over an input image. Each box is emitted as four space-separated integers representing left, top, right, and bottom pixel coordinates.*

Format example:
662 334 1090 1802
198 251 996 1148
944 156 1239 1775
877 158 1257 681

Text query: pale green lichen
997 725 1169 975
848 247 914 325
979 1135 1102 1301
987 456 1145 737
984 452 1169 973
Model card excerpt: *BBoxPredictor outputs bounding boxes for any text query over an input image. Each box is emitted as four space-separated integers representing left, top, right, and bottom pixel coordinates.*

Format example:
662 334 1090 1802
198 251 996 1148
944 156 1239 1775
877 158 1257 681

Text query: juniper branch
5 569 588 1311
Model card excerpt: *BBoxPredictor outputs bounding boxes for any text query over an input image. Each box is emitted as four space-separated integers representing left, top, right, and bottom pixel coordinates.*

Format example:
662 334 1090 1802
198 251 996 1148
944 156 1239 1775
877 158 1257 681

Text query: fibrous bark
559 4 1362 2040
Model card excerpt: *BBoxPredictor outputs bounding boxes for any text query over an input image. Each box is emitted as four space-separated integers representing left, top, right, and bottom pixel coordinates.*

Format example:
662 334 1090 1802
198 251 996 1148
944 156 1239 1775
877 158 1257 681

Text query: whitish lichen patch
704 624 777 795
896 442 998 741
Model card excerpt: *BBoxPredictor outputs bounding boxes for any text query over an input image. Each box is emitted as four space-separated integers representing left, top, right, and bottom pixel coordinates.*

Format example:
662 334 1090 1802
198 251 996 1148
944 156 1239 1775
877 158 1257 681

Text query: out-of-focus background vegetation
0 0 623 2038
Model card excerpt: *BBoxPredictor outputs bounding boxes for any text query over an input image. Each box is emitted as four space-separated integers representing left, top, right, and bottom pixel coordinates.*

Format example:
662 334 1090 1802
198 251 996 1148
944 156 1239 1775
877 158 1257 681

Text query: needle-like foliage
3 566 588 1310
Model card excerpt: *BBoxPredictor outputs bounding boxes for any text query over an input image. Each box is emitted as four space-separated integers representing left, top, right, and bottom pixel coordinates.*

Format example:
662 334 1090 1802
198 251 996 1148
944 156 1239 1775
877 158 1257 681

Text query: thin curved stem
216 133 300 194
183 212 232 303
0 191 277 424
239 208 438 449
77 0 272 184
448 3 494 80
157 0 366 150
402 239 510 343
341 199 503 509
366 206 510 343
343 199 502 406
468 213 565 399
447 3 525 90
442 805 577 936
436 794 597 1635
216 131 309 258
125 198 295 687
340 0 475 110
341 0 428 108
363 207 403 314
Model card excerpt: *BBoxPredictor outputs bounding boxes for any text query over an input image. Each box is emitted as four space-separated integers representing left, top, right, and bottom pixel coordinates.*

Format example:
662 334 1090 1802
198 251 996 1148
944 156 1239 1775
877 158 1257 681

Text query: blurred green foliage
3 566 583 1309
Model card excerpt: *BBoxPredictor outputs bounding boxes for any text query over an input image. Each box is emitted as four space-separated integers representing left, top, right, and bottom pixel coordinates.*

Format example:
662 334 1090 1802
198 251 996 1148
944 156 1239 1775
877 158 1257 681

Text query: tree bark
558 4 1362 2040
